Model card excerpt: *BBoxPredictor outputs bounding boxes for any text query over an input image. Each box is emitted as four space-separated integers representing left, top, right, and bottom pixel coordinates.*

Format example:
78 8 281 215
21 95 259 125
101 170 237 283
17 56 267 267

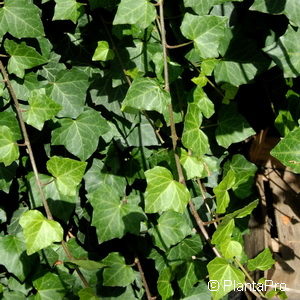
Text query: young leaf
226 199 259 219
113 0 156 29
101 252 135 287
270 127 300 173
145 166 190 213
247 248 275 271
194 87 215 118
46 156 87 196
121 77 171 114
53 0 84 24
0 0 44 38
88 184 145 242
207 257 245 300
0 126 19 167
19 210 63 255
211 218 235 245
149 211 191 251
92 41 114 61
180 148 204 180
158 267 174 300
181 14 228 59
219 239 243 259
52 108 110 161
23 89 61 130
4 39 48 78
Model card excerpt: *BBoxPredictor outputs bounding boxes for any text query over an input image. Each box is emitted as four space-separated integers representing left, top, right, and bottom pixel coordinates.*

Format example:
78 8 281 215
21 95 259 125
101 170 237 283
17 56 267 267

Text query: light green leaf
0 0 44 38
249 0 285 14
4 39 48 78
213 169 235 214
219 239 243 259
66 259 105 270
0 235 38 281
227 199 259 219
182 103 210 156
23 89 61 130
78 288 98 300
0 126 19 167
216 103 255 148
183 0 213 16
19 210 63 255
274 110 297 137
46 156 87 196
158 267 174 300
247 248 275 271
0 111 22 141
211 218 235 245
113 0 156 29
88 184 145 242
194 87 215 118
149 211 191 251
264 26 300 78
180 149 204 180
47 69 89 118
270 127 300 173
52 108 110 161
92 41 114 61
53 0 84 23
284 0 300 27
145 166 190 213
101 252 135 287
201 58 219 76
122 77 171 114
207 257 245 300
181 13 228 59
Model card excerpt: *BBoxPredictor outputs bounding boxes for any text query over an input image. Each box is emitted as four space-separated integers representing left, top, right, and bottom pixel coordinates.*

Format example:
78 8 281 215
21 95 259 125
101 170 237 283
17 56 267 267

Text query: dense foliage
0 0 300 299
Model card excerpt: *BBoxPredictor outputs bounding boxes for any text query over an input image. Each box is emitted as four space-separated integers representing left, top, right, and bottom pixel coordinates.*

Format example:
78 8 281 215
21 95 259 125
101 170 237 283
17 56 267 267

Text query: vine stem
135 257 154 300
0 59 90 289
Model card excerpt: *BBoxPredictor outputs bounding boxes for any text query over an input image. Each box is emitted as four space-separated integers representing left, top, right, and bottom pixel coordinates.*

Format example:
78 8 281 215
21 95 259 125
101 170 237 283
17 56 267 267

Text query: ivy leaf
182 103 210 156
213 169 235 214
145 166 190 213
180 149 204 180
181 13 228 59
23 89 61 130
0 111 22 141
0 235 38 281
66 259 105 270
219 239 243 259
247 248 275 271
46 156 87 196
270 127 300 173
183 281 211 300
0 0 44 38
183 0 213 16
19 210 63 255
249 0 285 14
121 77 171 114
0 162 17 194
47 69 89 118
211 219 235 245
158 267 174 300
149 211 191 251
194 87 215 118
0 126 19 167
78 288 98 300
113 0 156 29
207 257 245 300
53 0 84 24
92 41 114 61
216 103 255 148
88 184 145 243
226 199 259 219
101 252 135 287
52 108 110 161
274 110 297 137
4 39 48 78
264 26 300 78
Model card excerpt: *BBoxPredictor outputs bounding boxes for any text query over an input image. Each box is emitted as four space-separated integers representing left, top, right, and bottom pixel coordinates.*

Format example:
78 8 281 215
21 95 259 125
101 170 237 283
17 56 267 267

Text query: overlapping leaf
92 41 115 61
0 126 19 167
53 0 84 24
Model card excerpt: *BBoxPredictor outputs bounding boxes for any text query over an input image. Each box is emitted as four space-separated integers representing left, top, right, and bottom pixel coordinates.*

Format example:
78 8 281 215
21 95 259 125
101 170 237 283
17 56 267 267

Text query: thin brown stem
166 41 193 49
135 257 153 300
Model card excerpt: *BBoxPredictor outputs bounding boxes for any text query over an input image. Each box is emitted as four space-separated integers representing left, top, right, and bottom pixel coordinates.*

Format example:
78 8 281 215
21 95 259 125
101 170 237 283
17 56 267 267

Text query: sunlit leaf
53 0 84 23
0 126 19 167
247 248 275 271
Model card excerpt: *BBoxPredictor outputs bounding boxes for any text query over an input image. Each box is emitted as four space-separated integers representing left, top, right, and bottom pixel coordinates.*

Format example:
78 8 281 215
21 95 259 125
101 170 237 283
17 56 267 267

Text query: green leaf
122 77 171 114
181 13 228 59
211 218 235 245
207 257 245 300
0 126 19 167
219 239 243 259
227 199 259 219
180 149 204 180
183 0 213 16
213 169 235 214
46 156 87 196
46 68 89 118
0 235 38 281
88 184 145 242
66 259 105 270
274 110 297 137
78 288 98 300
270 127 300 173
149 211 191 251
158 267 174 300
113 0 156 29
92 41 114 61
247 248 275 271
183 281 211 300
264 26 300 78
0 162 17 193
19 210 63 255
101 252 135 287
4 39 48 78
0 111 22 141
145 166 190 213
52 108 110 161
182 103 210 156
0 0 44 38
249 0 285 14
53 0 84 24
23 89 61 130
194 87 215 118
216 103 255 148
